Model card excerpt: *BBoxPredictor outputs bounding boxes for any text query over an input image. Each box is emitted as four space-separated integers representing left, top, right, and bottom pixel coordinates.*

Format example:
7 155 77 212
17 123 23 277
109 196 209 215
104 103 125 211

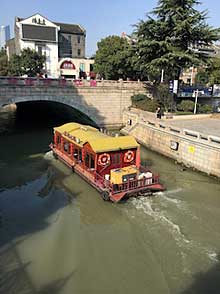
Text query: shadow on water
0 89 106 293
182 253 220 294
0 91 105 241
0 238 75 294
0 163 81 246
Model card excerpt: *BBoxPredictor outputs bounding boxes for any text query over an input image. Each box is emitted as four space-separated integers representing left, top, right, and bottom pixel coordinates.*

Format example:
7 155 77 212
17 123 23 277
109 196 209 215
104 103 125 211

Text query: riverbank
122 108 220 178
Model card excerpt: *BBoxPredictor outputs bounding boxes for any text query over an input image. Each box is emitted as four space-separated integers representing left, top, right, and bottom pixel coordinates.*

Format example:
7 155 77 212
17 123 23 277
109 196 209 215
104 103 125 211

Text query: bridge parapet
0 76 146 89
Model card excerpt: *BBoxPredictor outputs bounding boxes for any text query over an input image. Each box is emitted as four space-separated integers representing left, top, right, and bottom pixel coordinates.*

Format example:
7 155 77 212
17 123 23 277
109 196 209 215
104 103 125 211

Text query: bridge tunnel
0 100 98 134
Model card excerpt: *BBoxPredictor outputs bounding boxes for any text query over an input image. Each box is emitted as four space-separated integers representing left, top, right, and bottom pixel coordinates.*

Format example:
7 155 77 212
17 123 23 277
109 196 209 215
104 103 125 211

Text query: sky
1 0 220 57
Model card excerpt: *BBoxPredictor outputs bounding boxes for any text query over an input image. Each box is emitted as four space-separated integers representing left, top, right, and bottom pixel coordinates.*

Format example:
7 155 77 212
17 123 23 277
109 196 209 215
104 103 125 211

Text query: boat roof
54 122 139 152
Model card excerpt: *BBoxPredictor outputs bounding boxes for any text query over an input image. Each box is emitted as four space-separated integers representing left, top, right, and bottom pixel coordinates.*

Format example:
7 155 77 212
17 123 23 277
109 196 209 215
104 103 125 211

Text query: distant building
180 44 220 85
121 32 136 45
0 25 10 49
6 13 93 78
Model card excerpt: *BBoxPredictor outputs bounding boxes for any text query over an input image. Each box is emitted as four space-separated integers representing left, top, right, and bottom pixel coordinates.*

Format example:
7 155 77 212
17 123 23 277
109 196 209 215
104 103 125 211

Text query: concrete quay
122 109 220 178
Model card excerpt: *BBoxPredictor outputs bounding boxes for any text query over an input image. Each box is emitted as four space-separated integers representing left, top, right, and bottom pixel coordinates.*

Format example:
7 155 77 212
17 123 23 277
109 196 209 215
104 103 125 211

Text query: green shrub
131 94 149 103
131 94 159 112
177 100 195 112
198 104 213 113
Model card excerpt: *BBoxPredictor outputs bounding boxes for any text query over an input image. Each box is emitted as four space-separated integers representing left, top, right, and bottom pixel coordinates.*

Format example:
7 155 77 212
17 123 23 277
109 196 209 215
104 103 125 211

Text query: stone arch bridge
0 77 147 127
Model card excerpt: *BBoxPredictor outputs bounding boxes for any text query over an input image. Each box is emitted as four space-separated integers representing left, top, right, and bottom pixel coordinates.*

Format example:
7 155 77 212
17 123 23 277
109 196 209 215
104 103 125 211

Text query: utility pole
193 89 199 114
161 69 164 83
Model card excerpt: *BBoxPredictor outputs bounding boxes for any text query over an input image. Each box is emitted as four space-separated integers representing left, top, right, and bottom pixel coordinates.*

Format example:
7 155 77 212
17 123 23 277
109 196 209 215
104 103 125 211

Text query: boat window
79 149 82 161
85 153 90 168
85 153 95 169
112 153 120 164
64 142 69 153
73 148 78 159
56 135 61 144
90 156 95 169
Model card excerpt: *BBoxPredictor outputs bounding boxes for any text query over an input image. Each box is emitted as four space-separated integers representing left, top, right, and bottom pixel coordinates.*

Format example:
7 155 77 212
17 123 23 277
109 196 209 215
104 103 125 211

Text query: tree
206 57 220 84
154 83 174 112
133 0 220 82
8 55 23 76
8 48 46 77
0 48 8 76
94 36 135 80
195 70 209 85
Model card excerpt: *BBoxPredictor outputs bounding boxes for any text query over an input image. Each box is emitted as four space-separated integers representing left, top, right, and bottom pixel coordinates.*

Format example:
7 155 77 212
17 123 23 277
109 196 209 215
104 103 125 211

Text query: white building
7 13 94 78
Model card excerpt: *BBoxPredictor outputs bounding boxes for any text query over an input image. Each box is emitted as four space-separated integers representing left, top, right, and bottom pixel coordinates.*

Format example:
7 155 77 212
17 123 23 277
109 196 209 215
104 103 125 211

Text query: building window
35 43 46 56
77 35 80 44
77 49 81 56
38 46 43 55
58 34 72 58
80 63 85 72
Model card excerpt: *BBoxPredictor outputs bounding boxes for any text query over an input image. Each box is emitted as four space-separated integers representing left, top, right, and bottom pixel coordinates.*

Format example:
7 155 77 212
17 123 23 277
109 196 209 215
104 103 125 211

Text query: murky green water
0 106 220 294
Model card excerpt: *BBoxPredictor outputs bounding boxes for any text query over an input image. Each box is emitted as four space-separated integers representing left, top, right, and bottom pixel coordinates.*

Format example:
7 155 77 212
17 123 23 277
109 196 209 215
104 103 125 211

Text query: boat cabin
53 122 140 179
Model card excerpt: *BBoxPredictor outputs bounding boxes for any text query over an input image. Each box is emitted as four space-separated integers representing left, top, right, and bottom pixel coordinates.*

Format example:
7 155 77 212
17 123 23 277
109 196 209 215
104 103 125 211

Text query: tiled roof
55 22 85 34
16 16 85 35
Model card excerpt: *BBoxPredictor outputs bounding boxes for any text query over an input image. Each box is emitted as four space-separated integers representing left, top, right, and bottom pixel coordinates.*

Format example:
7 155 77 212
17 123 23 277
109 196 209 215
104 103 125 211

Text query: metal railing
94 166 159 195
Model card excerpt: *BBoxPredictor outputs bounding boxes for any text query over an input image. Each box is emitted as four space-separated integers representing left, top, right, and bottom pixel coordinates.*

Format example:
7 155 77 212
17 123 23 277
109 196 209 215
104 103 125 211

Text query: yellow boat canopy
89 136 139 153
54 122 139 153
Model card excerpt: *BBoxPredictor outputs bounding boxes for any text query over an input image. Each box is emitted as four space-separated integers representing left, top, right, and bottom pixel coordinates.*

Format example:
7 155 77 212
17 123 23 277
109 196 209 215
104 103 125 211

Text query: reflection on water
0 105 220 294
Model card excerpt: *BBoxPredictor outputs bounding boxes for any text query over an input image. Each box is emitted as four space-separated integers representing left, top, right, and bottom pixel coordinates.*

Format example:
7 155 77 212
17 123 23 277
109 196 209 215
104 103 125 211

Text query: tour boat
50 122 165 202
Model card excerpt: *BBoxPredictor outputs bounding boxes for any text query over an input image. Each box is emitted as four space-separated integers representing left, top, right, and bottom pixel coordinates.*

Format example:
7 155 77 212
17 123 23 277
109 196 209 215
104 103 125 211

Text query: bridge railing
0 76 146 89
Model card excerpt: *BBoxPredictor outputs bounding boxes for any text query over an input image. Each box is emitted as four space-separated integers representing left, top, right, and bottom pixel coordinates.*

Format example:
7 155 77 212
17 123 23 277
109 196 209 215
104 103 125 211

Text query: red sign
60 61 76 70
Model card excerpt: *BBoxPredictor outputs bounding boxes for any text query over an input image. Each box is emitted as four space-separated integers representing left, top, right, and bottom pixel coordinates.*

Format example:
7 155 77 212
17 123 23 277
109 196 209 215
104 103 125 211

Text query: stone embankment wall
122 109 220 178
0 77 149 127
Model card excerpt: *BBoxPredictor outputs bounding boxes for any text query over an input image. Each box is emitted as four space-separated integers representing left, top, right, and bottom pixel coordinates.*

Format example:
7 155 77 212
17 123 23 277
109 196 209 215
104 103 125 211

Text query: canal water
0 104 220 294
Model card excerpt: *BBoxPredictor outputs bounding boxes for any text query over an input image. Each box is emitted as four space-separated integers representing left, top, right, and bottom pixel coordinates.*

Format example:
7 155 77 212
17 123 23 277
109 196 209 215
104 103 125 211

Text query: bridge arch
6 96 101 126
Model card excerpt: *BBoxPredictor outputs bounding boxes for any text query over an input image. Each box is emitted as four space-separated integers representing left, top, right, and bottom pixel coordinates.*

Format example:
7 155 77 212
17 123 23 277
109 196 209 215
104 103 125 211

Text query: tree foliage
198 103 212 113
154 83 174 112
195 70 209 85
177 100 195 112
8 48 46 77
0 48 9 76
94 36 135 80
206 57 220 84
131 94 159 112
133 0 220 82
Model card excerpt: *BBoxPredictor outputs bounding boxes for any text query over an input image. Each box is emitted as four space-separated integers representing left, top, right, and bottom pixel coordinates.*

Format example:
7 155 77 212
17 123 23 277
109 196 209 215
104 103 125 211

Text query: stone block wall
122 110 220 177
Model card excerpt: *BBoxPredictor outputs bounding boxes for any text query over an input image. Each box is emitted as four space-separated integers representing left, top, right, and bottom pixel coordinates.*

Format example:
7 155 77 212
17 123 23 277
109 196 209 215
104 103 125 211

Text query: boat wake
130 197 190 244
44 150 54 161
206 250 219 262
130 195 219 267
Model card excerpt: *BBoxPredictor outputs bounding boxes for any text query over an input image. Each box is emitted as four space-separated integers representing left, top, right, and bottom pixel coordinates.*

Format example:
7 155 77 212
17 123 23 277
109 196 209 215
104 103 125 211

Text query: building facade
6 13 93 78
0 25 10 49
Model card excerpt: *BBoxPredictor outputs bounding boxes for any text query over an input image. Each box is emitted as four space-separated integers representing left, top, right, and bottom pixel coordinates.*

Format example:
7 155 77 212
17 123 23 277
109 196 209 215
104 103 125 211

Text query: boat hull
50 144 165 202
